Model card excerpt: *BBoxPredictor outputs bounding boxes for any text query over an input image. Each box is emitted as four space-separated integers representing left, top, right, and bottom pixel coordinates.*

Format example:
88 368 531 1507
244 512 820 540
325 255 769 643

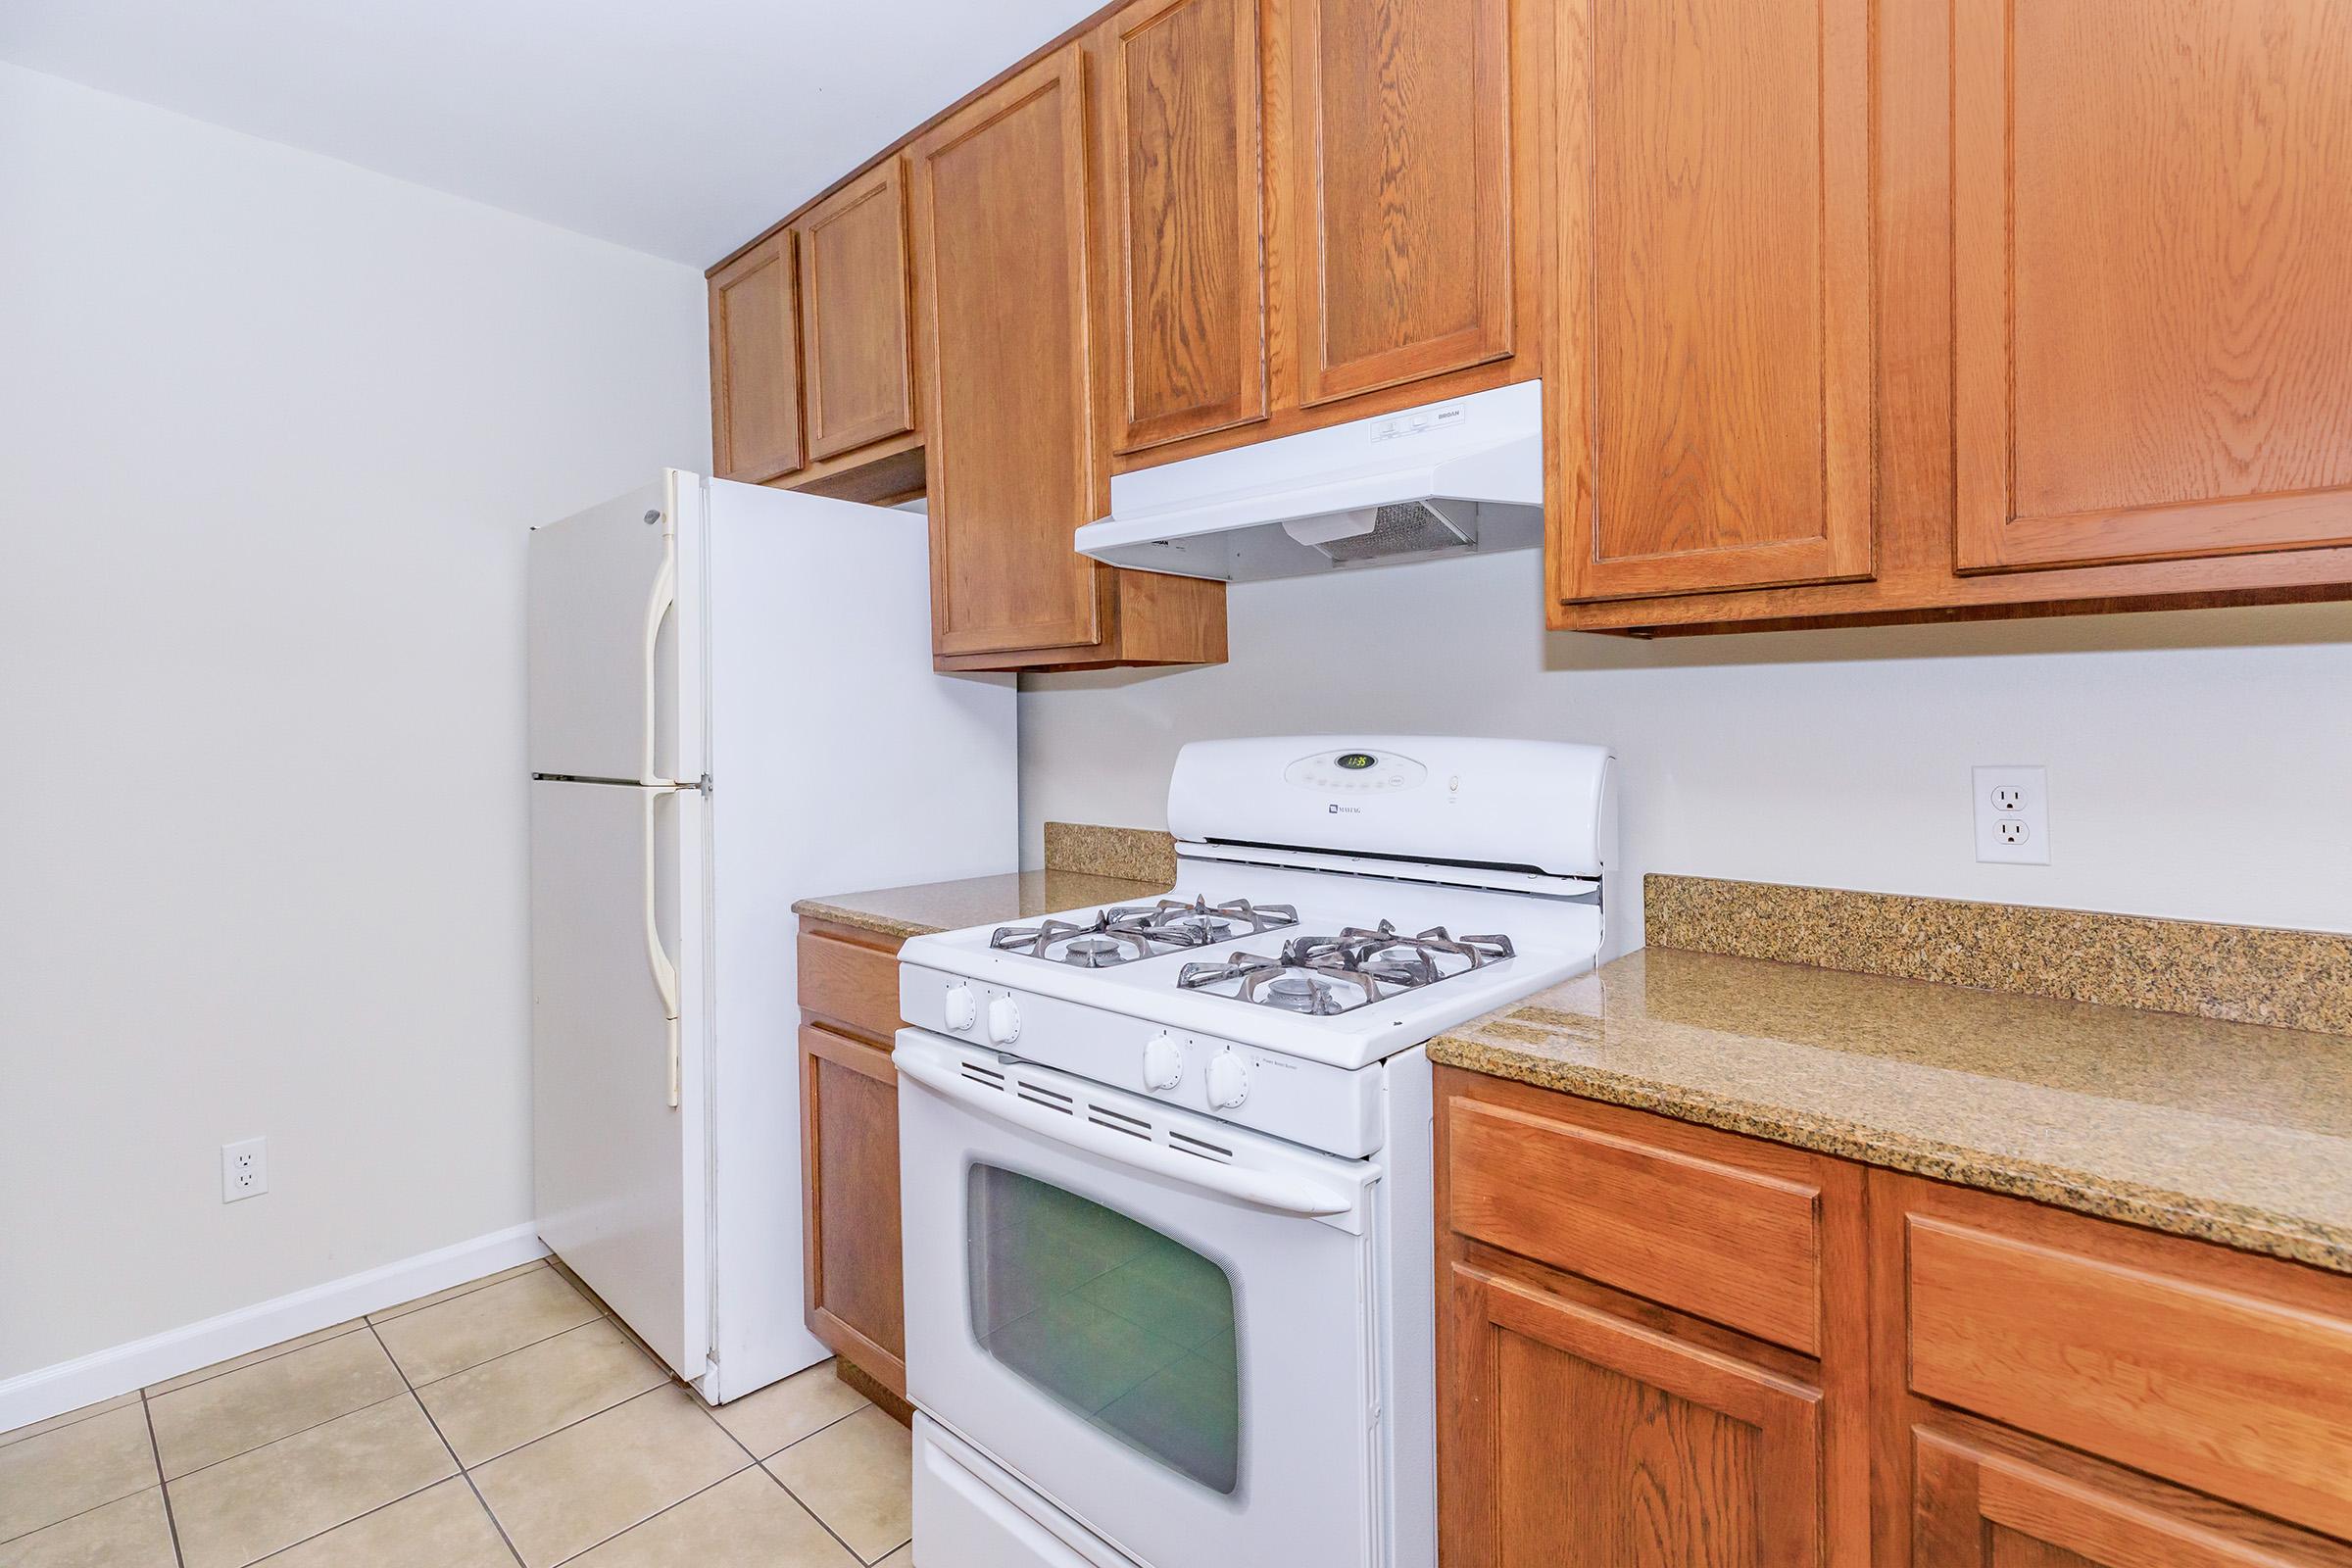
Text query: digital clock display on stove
1336 752 1378 770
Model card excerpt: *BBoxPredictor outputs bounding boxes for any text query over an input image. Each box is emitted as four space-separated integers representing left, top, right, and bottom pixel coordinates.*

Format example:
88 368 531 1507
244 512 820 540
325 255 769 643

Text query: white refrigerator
526 470 1015 1403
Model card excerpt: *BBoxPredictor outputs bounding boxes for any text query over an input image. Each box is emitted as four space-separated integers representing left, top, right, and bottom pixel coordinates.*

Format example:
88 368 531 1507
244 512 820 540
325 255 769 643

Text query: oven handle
895 1051 1369 1219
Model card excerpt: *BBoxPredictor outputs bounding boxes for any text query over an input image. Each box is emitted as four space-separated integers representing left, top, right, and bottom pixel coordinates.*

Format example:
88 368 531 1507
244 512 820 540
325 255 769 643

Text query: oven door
896 1029 1384 1568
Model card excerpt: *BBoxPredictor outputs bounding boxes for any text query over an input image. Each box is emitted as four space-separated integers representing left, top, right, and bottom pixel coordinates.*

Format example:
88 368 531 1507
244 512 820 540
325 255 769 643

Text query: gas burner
990 916 1157 968
990 898 1299 968
1103 897 1299 950
1176 921 1514 1013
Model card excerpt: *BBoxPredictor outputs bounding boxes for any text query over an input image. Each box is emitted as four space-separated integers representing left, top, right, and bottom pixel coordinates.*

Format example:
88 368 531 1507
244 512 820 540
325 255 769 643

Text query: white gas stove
894 736 1613 1568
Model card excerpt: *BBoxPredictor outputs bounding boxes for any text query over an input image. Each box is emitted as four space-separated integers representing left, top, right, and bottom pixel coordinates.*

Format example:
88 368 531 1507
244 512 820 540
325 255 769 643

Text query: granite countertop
1431 947 2352 1273
793 868 1173 943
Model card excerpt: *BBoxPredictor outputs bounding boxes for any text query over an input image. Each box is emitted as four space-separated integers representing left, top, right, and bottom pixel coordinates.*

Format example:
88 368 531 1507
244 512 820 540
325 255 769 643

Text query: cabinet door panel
1287 0 1513 406
795 160 916 463
801 1023 905 1395
1955 0 2352 571
709 237 805 483
1442 1263 1821 1567
1551 0 1872 601
1099 0 1268 454
910 47 1104 658
1914 1423 2352 1568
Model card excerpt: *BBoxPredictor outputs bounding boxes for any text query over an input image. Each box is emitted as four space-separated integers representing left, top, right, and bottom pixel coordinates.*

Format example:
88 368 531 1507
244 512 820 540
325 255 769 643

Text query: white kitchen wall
1020 550 2352 946
0 64 709 1380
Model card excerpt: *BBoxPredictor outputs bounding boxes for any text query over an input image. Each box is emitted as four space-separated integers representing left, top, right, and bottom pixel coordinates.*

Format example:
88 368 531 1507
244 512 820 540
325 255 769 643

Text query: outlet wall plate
1974 765 2049 865
221 1137 269 1202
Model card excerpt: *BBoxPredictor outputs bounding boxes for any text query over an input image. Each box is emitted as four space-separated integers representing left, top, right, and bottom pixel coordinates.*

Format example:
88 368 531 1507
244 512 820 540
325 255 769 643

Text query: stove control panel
1283 748 1429 795
899 963 1386 1158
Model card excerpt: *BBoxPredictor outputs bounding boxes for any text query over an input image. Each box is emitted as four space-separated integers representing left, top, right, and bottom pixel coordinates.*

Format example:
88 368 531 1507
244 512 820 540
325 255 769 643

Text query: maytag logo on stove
1328 803 1360 813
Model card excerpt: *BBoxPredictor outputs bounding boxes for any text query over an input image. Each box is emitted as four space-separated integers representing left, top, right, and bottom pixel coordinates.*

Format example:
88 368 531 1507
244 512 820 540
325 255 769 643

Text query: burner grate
1177 921 1515 1013
990 898 1299 968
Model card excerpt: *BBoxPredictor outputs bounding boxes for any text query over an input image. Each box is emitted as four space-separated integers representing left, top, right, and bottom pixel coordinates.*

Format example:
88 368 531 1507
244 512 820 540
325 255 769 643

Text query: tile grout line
706 1382 898 1568
154 1387 417 1487
0 1393 140 1452
367 1319 527 1568
141 1321 373 1403
0 1413 179 1550
133 1259 551 1409
400 1310 614 1401
139 1388 189 1568
542 1461 760 1568
703 1391 894 1565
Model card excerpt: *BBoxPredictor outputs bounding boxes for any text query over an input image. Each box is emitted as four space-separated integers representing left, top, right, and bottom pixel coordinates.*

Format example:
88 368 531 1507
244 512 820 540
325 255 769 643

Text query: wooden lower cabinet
1434 1065 2352 1564
1443 1259 1824 1565
1912 1419 2352 1568
801 1023 905 1394
796 918 909 1402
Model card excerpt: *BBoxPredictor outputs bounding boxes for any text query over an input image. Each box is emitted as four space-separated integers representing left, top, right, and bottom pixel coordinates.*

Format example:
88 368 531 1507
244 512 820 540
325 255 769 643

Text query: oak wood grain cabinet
790 158 922 492
1546 0 1872 604
909 42 1226 671
1912 1419 2352 1568
1277 0 1515 407
1437 1071 1871 1568
708 234 805 484
1091 0 1268 457
795 917 908 1402
1434 1065 2352 1563
1553 0 2352 633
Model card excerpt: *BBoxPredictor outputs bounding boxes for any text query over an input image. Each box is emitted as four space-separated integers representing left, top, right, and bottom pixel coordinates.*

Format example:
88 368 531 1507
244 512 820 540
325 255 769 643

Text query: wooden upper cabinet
1093 0 1269 454
1550 0 1873 603
1282 0 1514 407
1955 0 2352 575
909 46 1105 659
1443 1263 1824 1567
793 159 917 464
708 235 804 483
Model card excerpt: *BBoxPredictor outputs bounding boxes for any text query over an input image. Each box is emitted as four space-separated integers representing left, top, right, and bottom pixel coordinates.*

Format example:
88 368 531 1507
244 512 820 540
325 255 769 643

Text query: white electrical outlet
221 1137 268 1202
1973 765 2049 865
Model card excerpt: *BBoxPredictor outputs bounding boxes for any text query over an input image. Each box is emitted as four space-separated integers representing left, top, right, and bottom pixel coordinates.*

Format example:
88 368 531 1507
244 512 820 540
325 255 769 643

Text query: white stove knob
1204 1052 1248 1110
985 996 1022 1046
1142 1034 1184 1092
942 985 978 1033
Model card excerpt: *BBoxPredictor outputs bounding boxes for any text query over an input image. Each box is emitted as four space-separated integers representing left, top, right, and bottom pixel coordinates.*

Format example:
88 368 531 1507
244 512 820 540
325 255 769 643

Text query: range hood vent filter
1284 499 1477 564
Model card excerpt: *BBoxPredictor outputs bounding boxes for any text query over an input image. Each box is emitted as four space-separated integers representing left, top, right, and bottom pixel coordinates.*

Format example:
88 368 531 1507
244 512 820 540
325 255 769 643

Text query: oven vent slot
1085 1103 1152 1141
957 1063 1006 1092
1168 1129 1235 1164
1015 1079 1076 1115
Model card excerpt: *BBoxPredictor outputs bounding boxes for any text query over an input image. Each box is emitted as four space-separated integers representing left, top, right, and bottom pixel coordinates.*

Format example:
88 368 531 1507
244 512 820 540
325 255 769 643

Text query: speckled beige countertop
793 867 1173 943
1432 946 2352 1273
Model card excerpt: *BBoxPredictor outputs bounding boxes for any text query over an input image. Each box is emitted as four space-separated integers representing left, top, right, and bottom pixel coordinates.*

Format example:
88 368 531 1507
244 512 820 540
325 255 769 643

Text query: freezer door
530 777 708 1382
528 474 699 783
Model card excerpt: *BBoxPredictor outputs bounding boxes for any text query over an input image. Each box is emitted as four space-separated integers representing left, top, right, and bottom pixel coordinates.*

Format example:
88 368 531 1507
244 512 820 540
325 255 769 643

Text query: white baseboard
0 1223 549 1433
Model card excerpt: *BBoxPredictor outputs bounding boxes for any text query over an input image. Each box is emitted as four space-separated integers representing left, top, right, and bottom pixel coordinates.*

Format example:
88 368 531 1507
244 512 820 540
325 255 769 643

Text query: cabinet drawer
1906 1211 2352 1539
797 922 903 1043
1445 1086 1823 1353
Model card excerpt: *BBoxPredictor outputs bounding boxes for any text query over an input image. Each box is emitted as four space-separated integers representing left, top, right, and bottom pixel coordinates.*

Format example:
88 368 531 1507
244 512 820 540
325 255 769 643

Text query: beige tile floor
0 1261 914 1568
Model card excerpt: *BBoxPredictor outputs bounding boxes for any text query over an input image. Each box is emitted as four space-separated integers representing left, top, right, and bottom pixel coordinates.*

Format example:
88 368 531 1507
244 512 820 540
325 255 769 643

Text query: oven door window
967 1164 1240 1494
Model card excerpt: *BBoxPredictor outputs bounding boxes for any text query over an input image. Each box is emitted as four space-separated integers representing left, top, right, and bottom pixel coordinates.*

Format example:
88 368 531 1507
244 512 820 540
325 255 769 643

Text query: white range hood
1075 379 1543 581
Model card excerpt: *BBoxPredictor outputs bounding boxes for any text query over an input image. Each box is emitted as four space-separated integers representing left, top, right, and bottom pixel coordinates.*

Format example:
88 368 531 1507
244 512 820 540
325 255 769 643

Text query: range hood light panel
1076 381 1544 583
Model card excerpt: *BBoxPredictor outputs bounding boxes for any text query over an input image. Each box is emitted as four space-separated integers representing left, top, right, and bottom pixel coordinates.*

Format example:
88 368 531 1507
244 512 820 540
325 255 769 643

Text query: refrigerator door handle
642 783 685 1107
640 524 678 789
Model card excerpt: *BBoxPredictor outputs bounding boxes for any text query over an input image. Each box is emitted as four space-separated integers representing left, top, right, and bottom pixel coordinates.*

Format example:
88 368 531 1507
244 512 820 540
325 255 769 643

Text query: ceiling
0 0 1105 267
